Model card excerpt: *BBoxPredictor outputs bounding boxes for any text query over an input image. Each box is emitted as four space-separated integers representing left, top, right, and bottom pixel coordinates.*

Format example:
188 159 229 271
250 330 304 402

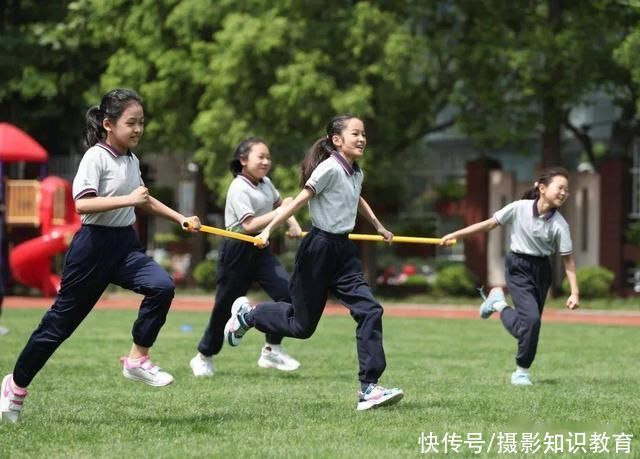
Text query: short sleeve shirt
305 153 362 234
72 142 143 227
493 199 573 256
225 174 281 232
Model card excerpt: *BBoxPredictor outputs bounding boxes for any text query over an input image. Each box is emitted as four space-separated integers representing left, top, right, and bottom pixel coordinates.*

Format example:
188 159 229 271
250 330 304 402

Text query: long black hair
84 88 143 148
229 137 267 176
521 166 569 199
299 114 359 187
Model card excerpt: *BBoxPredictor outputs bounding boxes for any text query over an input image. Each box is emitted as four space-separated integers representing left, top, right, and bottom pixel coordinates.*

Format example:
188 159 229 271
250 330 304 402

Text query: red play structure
0 122 80 296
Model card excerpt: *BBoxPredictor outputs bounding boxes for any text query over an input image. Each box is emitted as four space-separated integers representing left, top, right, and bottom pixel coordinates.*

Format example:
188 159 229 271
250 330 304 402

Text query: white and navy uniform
247 153 387 386
12 142 175 388
197 173 290 357
493 199 573 369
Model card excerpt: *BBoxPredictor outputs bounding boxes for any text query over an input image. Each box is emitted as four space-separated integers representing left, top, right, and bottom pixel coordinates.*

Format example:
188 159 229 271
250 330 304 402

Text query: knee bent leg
155 280 175 301
290 323 316 339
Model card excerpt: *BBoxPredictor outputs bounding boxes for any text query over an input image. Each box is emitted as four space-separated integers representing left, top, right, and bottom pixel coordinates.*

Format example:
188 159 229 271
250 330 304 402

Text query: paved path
4 295 640 327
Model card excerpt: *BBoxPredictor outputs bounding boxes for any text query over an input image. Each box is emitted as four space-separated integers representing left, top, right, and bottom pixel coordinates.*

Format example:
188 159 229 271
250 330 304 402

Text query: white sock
516 366 529 374
494 300 508 312
266 343 281 352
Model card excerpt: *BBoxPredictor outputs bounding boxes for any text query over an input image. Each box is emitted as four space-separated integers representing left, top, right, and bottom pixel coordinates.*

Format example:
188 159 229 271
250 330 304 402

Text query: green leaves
8 0 640 200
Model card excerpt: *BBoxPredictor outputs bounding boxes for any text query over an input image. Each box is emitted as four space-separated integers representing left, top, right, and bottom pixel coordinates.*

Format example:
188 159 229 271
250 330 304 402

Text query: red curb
4 295 640 327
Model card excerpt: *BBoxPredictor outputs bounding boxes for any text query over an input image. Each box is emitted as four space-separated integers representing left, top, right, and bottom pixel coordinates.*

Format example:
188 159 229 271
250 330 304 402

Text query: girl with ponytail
441 166 579 386
223 114 404 411
1 89 201 423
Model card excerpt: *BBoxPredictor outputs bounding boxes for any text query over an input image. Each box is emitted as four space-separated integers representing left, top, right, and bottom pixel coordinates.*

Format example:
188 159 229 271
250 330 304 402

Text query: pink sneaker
1 374 28 423
120 356 174 387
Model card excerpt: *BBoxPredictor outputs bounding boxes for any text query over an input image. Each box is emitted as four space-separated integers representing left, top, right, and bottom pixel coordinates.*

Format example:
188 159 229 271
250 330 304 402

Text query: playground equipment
0 122 80 296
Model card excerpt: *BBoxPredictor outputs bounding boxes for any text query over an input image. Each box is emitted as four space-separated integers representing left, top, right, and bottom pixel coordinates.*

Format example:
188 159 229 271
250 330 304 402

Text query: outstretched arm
241 197 295 234
140 196 201 232
440 217 499 245
358 197 392 241
562 254 580 310
257 188 314 246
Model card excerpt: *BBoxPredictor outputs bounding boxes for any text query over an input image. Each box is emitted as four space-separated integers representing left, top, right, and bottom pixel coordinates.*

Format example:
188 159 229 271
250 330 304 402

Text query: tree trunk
541 0 564 169
542 98 562 168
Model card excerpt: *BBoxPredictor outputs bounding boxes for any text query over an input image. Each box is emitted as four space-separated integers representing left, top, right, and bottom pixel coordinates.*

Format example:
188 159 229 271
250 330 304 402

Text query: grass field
0 307 638 458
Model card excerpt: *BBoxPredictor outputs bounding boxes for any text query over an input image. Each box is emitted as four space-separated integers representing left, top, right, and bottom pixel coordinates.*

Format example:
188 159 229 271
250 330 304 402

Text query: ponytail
83 88 143 149
84 106 105 148
521 166 569 199
299 114 359 187
300 137 334 187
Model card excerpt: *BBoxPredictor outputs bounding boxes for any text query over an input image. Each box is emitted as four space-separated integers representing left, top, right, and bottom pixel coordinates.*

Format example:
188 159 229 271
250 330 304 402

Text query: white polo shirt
305 153 363 234
225 174 281 233
72 142 143 227
494 199 573 257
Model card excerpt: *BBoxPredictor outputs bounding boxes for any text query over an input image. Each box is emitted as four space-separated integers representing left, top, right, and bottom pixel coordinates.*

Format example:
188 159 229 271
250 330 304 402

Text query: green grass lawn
0 308 638 458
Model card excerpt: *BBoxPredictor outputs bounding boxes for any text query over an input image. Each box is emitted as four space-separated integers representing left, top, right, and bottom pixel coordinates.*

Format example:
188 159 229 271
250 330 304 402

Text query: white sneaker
479 287 506 319
1 374 28 423
511 371 533 386
257 345 300 371
0 326 9 336
190 353 215 377
121 356 174 387
357 384 404 411
224 296 253 347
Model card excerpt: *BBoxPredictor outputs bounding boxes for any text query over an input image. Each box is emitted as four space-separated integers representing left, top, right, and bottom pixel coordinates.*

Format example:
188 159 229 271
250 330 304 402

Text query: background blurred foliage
3 0 640 205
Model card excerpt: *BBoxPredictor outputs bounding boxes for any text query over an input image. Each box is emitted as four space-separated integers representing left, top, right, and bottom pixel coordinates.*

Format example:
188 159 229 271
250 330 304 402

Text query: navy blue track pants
197 238 290 357
13 225 174 387
248 228 386 385
500 252 552 369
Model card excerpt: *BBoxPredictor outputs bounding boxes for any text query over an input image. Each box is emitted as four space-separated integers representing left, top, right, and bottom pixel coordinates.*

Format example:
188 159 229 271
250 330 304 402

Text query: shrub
403 274 429 286
562 266 614 299
192 259 217 291
433 264 477 296
434 180 466 203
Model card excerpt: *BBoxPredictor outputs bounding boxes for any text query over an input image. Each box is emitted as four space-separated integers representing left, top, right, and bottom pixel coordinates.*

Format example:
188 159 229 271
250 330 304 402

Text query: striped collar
96 142 132 157
238 172 264 187
532 199 556 221
331 152 360 176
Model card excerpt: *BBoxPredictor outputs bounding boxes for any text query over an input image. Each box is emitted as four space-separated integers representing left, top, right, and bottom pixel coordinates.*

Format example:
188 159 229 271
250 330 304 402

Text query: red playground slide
9 176 81 297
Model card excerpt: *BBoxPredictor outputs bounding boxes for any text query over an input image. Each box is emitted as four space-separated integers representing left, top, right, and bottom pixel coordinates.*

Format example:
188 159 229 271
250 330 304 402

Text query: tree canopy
3 0 640 202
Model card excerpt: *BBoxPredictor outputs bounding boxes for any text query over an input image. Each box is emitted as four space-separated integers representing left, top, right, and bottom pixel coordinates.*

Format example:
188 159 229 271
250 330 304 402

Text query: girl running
190 137 302 376
441 167 580 385
1 88 200 423
223 115 403 410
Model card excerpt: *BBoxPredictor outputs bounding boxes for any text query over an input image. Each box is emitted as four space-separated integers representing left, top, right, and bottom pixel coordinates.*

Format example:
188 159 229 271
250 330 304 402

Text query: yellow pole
184 223 262 245
295 231 455 245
